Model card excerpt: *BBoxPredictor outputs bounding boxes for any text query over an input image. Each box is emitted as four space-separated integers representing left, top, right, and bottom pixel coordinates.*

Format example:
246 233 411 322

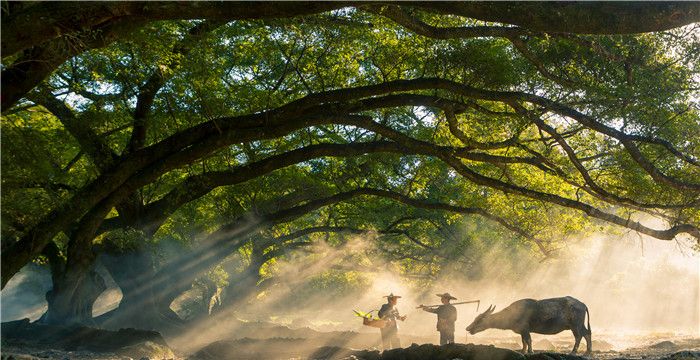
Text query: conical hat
436 293 457 300
383 293 402 299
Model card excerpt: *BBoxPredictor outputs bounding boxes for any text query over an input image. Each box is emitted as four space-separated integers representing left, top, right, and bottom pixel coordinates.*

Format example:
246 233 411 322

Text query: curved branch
100 141 413 233
4 2 699 111
125 20 225 154
1 2 350 112
100 130 549 235
406 2 700 35
2 2 351 58
364 5 527 39
0 111 353 286
511 102 698 210
364 5 578 88
340 116 700 241
5 76 698 286
1 17 146 113
316 78 699 191
149 185 543 298
443 108 520 150
27 88 118 170
525 98 700 191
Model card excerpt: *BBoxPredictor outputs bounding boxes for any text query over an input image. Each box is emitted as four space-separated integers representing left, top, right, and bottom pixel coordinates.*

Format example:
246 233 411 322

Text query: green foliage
100 227 148 251
2 9 698 300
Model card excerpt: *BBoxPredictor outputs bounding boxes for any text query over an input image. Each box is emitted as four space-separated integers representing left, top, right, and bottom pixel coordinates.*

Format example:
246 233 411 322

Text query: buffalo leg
584 330 592 355
520 332 532 353
571 329 582 354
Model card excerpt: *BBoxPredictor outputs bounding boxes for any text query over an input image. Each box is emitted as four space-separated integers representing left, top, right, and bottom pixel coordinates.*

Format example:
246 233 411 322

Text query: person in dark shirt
420 292 458 345
378 293 406 350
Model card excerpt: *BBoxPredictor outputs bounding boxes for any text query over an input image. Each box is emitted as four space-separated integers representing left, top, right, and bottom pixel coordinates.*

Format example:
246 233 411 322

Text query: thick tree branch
2 17 146 113
339 116 700 241
364 5 526 39
100 141 412 233
5 76 698 286
99 132 548 235
0 109 337 286
148 185 542 302
27 88 118 170
407 2 700 35
1 2 351 58
125 20 224 155
5 2 699 111
310 78 699 191
511 103 698 210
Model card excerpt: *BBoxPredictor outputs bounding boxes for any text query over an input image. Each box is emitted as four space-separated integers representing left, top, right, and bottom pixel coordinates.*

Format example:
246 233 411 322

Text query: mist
3 225 698 355
168 225 699 355
433 233 699 339
0 264 51 322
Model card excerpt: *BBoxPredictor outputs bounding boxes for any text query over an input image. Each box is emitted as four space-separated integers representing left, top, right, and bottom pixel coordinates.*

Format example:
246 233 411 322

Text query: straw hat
436 293 457 300
383 293 402 299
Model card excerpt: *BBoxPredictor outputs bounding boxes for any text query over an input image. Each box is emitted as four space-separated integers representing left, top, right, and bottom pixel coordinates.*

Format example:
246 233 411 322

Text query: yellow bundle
353 310 388 328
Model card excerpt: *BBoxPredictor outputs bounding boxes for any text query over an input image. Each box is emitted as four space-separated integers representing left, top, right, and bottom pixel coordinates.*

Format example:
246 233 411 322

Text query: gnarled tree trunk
97 247 184 332
39 242 106 325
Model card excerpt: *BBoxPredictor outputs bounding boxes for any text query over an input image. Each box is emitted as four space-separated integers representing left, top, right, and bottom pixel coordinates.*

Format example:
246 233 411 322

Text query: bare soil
2 319 698 360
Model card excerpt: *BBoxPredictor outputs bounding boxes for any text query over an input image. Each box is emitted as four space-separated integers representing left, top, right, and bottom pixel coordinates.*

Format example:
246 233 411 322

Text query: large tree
2 3 699 326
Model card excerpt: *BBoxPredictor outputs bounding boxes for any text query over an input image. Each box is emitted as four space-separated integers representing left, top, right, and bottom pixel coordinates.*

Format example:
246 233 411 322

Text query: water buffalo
465 296 591 355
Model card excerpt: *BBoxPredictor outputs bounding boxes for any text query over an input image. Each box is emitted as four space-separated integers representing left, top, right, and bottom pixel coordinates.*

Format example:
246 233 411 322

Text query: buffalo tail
585 306 591 335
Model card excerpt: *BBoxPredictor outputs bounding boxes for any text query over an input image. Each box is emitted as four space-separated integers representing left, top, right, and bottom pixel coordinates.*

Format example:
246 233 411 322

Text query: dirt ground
188 335 700 360
1 319 698 360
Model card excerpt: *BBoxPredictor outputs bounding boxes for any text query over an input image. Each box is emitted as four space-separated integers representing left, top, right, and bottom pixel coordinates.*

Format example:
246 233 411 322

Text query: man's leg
381 329 391 350
391 331 401 349
446 331 455 344
440 331 447 345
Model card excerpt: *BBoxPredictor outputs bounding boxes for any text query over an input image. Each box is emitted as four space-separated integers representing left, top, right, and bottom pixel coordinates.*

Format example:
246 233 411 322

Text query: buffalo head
466 304 495 334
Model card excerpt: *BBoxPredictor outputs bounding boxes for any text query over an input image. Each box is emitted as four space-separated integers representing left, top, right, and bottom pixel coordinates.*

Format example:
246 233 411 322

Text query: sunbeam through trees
1 2 699 360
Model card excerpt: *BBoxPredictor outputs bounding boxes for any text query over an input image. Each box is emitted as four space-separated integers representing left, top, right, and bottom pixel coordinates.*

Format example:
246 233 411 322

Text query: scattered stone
308 346 381 360
2 354 39 360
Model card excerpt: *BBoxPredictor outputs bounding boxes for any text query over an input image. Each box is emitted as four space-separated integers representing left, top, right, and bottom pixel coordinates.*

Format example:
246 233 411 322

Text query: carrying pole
416 299 480 310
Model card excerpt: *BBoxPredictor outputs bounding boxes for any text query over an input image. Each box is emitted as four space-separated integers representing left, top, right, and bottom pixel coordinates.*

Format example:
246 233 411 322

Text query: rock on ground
1 319 175 360
659 351 700 360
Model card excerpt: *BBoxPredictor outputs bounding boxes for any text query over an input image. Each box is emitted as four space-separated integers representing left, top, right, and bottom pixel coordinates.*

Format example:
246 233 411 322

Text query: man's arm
395 308 407 321
420 305 439 314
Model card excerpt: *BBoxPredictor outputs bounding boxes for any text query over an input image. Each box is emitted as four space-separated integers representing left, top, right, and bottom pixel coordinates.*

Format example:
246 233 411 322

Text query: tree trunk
211 245 267 314
97 248 184 332
39 245 106 326
216 266 262 313
42 269 106 325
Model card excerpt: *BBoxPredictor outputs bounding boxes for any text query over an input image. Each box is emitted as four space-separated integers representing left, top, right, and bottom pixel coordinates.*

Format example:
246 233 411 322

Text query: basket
363 317 388 328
